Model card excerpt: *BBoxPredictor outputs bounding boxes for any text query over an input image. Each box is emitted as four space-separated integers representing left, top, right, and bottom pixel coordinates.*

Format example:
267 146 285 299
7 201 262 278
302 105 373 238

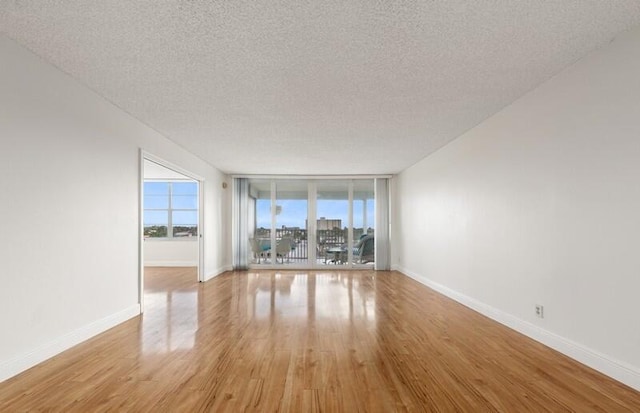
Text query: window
244 178 377 267
144 181 198 239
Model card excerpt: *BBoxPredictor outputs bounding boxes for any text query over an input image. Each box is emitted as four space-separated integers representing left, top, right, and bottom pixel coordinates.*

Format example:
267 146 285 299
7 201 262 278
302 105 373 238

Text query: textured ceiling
2 1 640 175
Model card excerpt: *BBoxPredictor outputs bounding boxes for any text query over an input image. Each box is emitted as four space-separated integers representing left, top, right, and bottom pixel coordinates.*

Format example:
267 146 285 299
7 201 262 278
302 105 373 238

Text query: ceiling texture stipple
2 1 640 175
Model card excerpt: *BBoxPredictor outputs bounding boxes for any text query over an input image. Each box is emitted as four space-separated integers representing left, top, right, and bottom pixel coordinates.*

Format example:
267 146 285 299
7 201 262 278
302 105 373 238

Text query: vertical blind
233 177 249 270
374 178 390 270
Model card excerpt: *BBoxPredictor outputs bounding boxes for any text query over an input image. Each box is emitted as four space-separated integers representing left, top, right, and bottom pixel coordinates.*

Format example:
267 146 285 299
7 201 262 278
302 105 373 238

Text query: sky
143 182 198 226
256 199 375 229
142 181 374 230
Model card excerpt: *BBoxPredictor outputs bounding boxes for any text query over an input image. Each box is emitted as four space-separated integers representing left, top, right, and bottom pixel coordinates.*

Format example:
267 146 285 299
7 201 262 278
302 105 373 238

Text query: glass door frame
245 177 378 270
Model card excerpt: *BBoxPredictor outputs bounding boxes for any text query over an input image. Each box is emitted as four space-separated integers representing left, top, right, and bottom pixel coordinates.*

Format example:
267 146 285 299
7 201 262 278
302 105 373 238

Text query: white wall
393 26 640 390
0 36 231 382
144 240 199 267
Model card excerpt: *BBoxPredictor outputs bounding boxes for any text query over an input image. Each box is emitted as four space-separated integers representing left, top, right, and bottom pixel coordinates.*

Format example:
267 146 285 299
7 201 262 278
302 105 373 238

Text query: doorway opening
140 153 204 312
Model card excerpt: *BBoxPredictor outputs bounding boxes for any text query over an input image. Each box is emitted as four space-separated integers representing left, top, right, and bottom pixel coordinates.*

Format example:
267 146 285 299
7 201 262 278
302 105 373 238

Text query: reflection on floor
247 271 376 321
143 267 199 354
1 268 639 412
251 258 375 266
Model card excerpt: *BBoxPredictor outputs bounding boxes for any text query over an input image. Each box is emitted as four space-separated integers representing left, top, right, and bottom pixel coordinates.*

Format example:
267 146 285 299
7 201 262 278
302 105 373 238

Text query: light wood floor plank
1 267 639 412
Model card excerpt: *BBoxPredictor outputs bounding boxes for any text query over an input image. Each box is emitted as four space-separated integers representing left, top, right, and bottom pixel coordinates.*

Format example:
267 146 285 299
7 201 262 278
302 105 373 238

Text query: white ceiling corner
2 1 640 175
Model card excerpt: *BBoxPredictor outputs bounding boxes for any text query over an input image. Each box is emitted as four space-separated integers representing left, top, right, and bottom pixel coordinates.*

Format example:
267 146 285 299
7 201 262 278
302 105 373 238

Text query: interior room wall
392 26 640 390
144 241 199 267
0 35 230 382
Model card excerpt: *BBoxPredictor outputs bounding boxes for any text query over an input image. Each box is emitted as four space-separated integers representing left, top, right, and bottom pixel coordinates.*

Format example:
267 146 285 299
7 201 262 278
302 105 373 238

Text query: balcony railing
252 227 372 263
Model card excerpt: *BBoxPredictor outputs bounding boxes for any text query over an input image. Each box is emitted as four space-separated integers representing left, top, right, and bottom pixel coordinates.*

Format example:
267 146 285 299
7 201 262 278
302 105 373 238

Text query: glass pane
317 180 349 266
144 210 168 226
249 180 271 265
144 181 169 195
172 210 198 237
144 225 168 238
353 180 375 266
144 195 169 209
172 182 198 195
173 225 197 237
171 182 198 209
172 210 197 225
172 195 197 209
275 181 308 265
144 210 168 238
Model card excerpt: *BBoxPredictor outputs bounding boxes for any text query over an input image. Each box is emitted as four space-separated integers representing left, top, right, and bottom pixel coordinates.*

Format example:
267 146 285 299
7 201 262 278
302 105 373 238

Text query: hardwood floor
1 268 639 412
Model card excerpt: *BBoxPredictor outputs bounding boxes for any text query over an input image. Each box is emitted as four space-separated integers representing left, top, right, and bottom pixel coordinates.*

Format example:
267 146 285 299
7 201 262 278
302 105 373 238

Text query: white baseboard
144 260 198 267
395 266 640 392
0 304 140 383
203 265 233 282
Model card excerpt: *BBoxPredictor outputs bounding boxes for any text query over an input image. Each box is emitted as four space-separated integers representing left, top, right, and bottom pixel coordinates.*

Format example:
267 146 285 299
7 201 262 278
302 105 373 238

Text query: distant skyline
256 199 375 229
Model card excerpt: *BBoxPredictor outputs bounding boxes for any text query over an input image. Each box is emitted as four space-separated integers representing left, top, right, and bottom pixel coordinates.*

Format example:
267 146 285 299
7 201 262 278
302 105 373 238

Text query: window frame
143 179 199 241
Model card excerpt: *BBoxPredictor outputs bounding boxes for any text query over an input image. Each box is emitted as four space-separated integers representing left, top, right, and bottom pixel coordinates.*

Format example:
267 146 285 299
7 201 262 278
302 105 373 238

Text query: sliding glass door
248 180 271 265
353 180 375 264
275 181 308 265
316 180 350 266
245 178 378 268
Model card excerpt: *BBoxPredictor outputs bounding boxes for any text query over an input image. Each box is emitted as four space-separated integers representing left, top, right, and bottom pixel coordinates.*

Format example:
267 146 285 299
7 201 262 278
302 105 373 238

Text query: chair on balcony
354 234 374 264
249 237 269 264
276 236 295 263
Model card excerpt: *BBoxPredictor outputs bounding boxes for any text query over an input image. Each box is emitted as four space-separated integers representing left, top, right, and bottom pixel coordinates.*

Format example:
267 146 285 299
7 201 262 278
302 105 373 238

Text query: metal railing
252 227 372 263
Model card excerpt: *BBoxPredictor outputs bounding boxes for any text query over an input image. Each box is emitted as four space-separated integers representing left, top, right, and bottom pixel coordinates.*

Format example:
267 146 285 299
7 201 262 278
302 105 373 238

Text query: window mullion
168 182 173 238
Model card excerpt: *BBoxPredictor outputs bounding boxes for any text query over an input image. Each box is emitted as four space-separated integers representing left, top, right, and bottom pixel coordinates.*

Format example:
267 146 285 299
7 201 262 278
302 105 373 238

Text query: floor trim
394 265 640 392
0 304 140 383
144 260 198 267
203 265 233 282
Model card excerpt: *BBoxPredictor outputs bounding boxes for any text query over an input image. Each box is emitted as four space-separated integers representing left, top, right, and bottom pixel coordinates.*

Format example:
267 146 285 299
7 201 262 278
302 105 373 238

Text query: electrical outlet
535 304 544 318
